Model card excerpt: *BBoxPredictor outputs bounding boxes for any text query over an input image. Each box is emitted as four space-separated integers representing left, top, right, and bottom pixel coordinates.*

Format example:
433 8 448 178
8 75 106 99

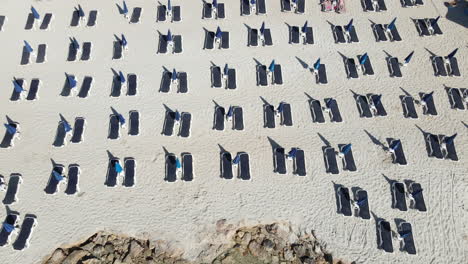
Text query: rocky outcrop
43 223 348 264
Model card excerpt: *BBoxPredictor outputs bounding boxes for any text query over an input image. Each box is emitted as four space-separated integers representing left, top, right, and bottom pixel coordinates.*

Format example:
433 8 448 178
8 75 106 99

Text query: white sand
0 0 467 263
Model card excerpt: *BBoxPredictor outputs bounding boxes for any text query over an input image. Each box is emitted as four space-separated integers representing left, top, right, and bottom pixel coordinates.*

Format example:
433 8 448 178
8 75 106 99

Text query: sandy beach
0 0 467 263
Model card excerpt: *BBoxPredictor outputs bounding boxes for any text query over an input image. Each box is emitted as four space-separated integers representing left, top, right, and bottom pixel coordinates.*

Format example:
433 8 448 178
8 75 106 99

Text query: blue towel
4 124 16 135
31 6 40 20
53 170 64 181
2 223 14 233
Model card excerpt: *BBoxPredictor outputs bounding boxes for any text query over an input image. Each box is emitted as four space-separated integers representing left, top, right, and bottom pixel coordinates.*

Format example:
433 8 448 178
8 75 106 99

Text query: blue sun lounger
203 2 226 19
442 134 458 161
446 56 460 77
324 98 343 122
420 92 437 115
80 42 91 61
447 88 464 110
182 153 193 181
316 64 327 84
233 107 244 130
179 112 191 138
78 76 92 98
274 148 286 174
221 152 233 179
53 121 67 147
165 154 177 182
45 165 64 194
332 25 346 43
177 72 188 93
388 57 402 77
398 222 416 255
426 134 443 159
392 182 407 211
106 159 121 187
87 10 98 27
337 186 352 216
129 111 139 136
368 94 387 116
345 58 359 79
357 54 374 75
339 144 357 172
257 65 268 86
401 95 418 119
357 95 372 118
1 123 19 148
0 214 19 247
130 7 142 24
160 71 172 93
378 220 393 253
389 139 407 165
26 79 40 100
211 66 222 88
108 115 120 139
248 28 258 46
409 182 426 212
432 56 447 76
280 103 293 126
2 174 23 205
355 189 370 219
65 165 80 195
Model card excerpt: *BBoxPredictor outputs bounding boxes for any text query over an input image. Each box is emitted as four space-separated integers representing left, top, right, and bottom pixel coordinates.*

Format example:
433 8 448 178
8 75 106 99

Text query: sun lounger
162 111 176 136
362 0 374 11
241 0 251 15
274 148 286 174
280 103 293 126
130 7 142 24
290 26 300 44
233 107 244 131
71 117 85 143
257 65 268 86
182 153 193 181
156 5 167 21
106 159 120 187
264 104 275 128
12 215 37 251
420 92 437 115
213 106 225 131
333 26 346 43
355 189 370 219
0 16 5 31
81 42 91 61
248 28 258 46
45 165 64 194
127 74 137 96
263 29 273 46
179 112 191 138
221 32 230 49
426 134 443 159
25 13 34 30
227 68 237 89
0 214 19 247
10 79 24 101
65 165 80 195
273 64 283 85
108 115 120 139
26 79 40 100
415 19 430 36
373 24 387 41
0 122 18 148
293 148 306 176
378 220 393 253
203 2 226 19
172 6 181 21
325 98 343 122
177 72 188 93
39 13 52 30
346 58 359 79
2 174 23 205
204 31 214 49
389 139 407 165
67 42 78 63
368 94 387 116
324 146 339 174
408 182 427 211
357 55 374 75
401 96 418 119
339 144 357 172
398 222 416 254
160 71 171 93
61 75 75 97
402 0 414 7
211 66 222 88
392 182 407 211
113 41 123 59
310 100 325 123
70 10 80 27
347 26 359 43
53 121 67 147
78 76 92 98
446 57 461 77
447 88 464 110
36 44 46 63
427 18 442 35
385 25 402 41
87 10 98 27
20 46 31 65
432 56 447 76
388 57 402 77
238 152 251 180
316 64 328 84
172 35 183 53
129 111 139 136
257 0 267 14
337 187 352 216
442 135 458 161
221 152 233 179
124 158 136 187
357 95 372 118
